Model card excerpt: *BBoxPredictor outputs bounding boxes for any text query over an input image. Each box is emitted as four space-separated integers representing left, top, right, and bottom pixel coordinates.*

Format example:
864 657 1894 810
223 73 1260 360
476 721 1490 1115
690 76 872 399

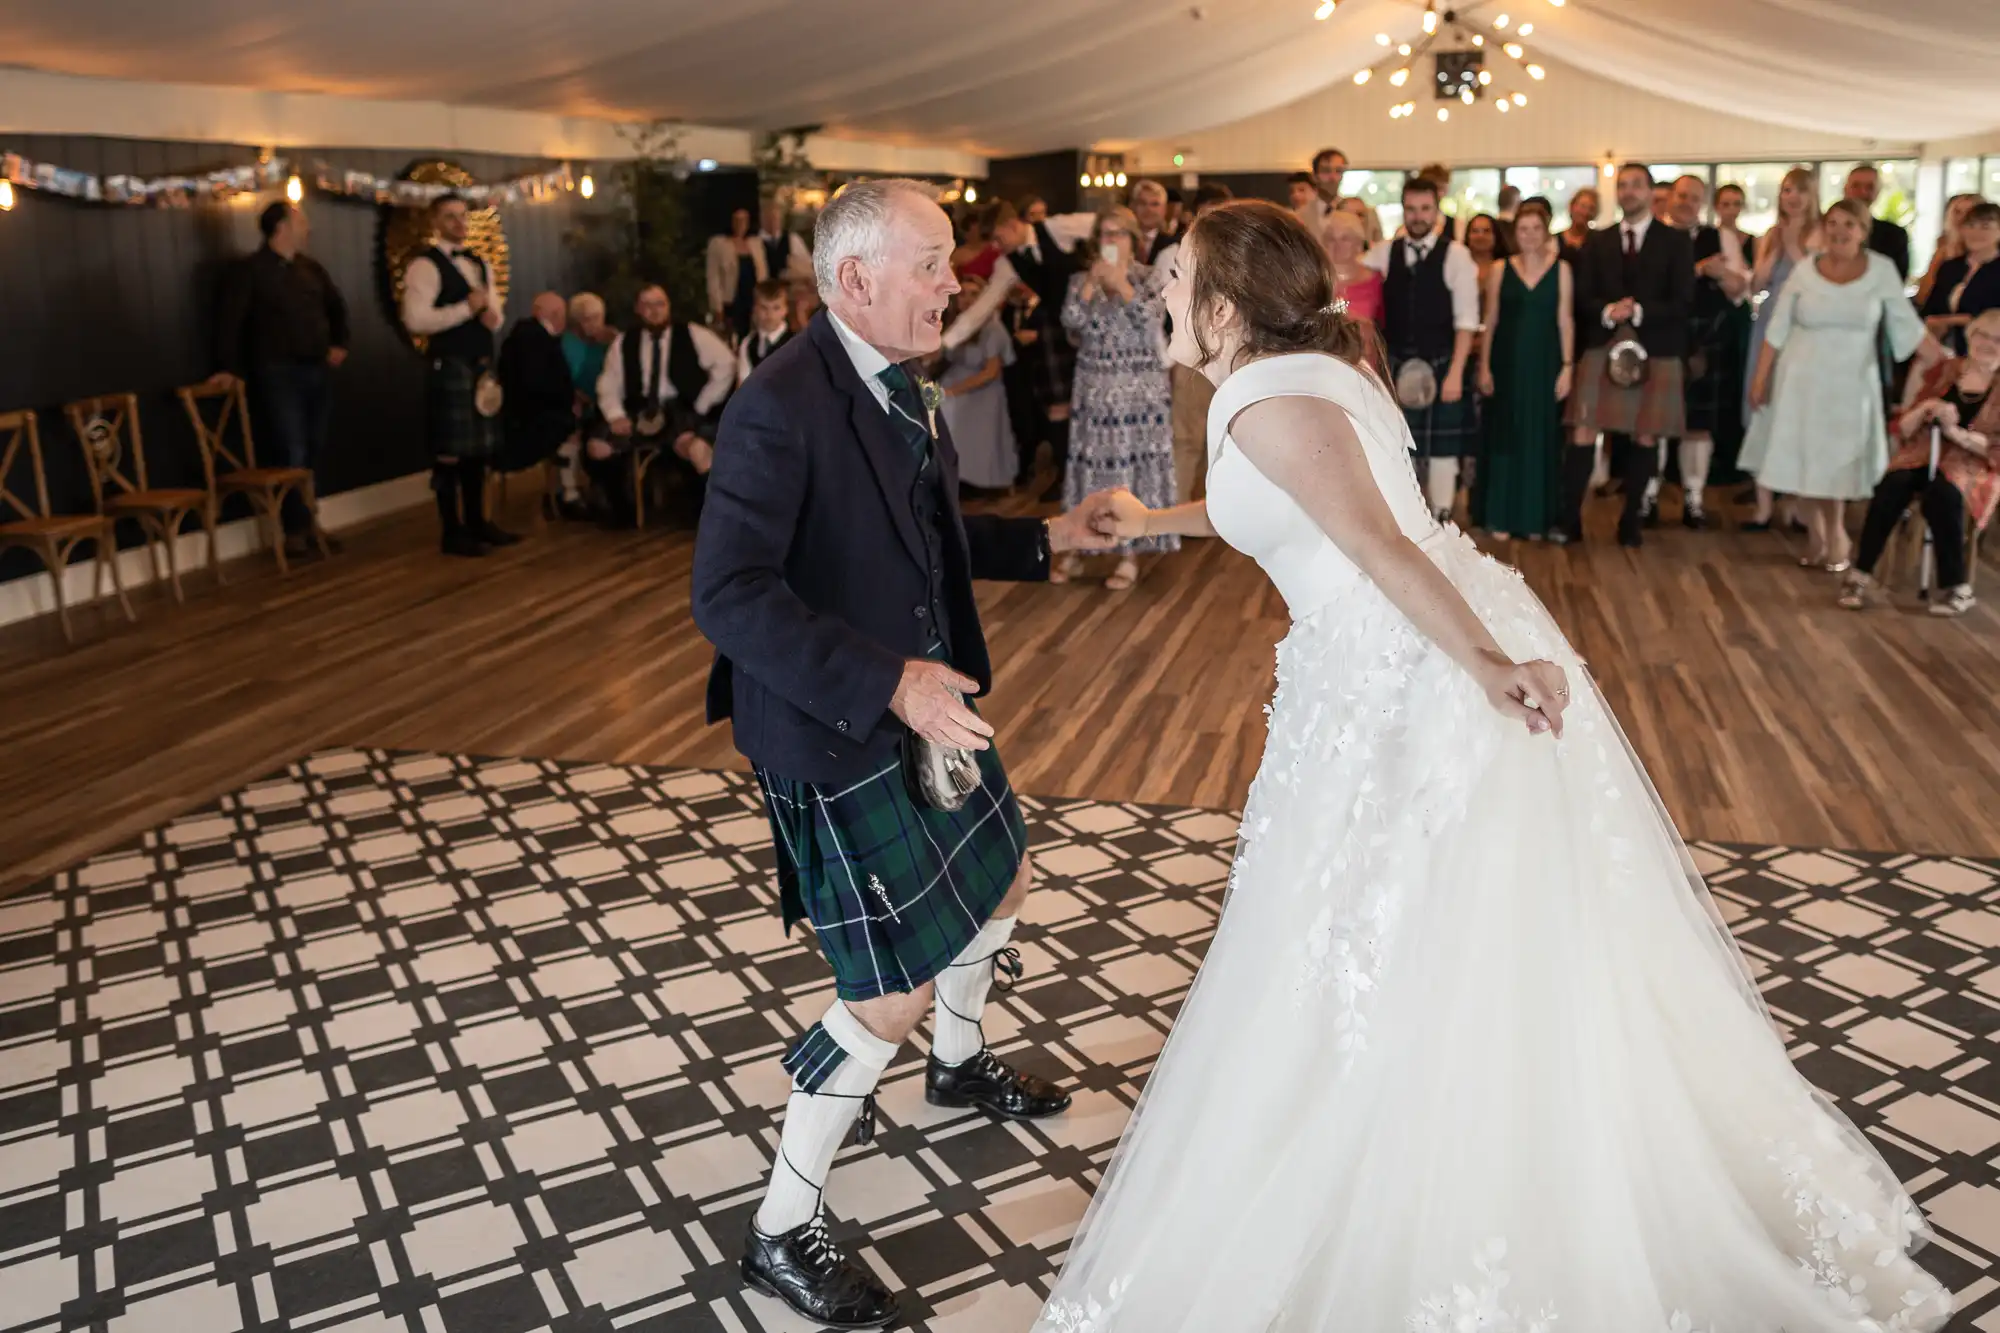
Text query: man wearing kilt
1567 163 1696 547
1365 174 1482 521
399 193 518 557
692 179 1120 1329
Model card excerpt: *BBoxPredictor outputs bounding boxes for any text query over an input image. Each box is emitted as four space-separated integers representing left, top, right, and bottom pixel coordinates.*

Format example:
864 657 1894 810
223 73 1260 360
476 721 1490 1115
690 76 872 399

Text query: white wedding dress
1032 354 1952 1333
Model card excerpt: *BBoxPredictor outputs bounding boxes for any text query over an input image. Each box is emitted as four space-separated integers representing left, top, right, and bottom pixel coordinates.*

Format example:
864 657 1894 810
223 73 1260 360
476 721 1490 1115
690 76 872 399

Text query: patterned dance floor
0 748 1995 1331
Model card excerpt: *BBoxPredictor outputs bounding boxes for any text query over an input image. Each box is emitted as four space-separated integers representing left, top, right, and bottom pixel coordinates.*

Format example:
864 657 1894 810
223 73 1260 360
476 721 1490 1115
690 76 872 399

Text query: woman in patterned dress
1058 206 1180 590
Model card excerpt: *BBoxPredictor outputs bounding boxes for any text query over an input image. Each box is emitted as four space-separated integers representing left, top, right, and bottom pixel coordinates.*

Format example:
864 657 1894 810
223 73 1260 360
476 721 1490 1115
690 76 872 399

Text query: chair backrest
0 410 52 525
177 380 257 479
62 392 146 501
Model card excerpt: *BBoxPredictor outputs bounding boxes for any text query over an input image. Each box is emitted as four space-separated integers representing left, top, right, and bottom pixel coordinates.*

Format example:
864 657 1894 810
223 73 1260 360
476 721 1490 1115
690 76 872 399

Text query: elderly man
1130 178 1177 264
496 292 578 481
693 179 1119 1328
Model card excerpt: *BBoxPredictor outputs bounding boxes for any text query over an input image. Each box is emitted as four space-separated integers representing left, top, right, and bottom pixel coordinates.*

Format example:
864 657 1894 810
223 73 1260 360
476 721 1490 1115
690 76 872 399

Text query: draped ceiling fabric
0 0 1996 155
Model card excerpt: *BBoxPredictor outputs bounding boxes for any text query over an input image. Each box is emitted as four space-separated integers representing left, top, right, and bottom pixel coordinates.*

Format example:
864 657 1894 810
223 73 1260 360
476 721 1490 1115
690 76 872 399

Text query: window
1341 169 1405 239
1945 158 1982 201
1819 158 1919 228
1444 167 1503 223
1986 156 2000 201
1715 162 1810 239
1505 165 1600 221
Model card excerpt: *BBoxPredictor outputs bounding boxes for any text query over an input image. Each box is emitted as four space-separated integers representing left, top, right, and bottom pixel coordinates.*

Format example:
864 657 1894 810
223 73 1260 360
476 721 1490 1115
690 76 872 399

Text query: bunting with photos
0 149 574 209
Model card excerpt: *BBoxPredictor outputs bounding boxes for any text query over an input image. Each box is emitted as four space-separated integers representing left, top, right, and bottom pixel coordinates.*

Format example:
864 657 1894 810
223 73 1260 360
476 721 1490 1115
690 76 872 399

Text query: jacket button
914 606 927 618
836 720 849 733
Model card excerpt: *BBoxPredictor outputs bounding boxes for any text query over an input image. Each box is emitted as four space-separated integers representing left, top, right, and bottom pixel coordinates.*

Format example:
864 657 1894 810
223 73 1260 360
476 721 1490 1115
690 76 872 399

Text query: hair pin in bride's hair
1321 298 1349 316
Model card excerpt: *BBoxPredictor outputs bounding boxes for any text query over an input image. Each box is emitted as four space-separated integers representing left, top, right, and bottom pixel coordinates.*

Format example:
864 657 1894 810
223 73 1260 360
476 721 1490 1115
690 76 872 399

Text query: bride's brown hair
1183 199 1381 375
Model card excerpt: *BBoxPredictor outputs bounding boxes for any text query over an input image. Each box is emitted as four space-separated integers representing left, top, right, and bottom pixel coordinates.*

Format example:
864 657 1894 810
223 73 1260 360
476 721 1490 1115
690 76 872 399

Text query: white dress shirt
1363 234 1482 333
828 311 894 414
400 244 502 336
736 326 792 384
943 212 1098 349
596 323 737 424
1718 227 1753 307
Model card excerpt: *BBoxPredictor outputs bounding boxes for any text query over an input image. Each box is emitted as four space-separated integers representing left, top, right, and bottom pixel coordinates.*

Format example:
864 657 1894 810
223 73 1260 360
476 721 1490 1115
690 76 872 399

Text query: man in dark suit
1566 162 1696 547
496 292 578 478
1846 163 1910 282
692 179 1118 1329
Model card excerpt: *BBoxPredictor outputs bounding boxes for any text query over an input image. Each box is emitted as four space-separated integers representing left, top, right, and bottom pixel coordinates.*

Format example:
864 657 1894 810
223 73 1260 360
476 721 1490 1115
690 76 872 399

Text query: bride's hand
1095 488 1151 540
1478 652 1569 738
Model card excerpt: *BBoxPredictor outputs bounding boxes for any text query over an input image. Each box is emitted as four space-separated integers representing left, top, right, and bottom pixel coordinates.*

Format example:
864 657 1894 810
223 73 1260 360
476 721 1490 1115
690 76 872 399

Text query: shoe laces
798 1214 841 1272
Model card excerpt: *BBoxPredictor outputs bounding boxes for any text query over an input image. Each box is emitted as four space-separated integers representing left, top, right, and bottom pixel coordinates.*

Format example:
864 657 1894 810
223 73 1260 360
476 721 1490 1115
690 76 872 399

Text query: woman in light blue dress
1745 199 1944 570
1739 167 1818 531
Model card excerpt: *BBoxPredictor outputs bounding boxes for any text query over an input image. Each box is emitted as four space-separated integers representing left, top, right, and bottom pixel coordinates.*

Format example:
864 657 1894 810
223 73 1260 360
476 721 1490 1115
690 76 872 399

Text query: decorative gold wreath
378 159 512 353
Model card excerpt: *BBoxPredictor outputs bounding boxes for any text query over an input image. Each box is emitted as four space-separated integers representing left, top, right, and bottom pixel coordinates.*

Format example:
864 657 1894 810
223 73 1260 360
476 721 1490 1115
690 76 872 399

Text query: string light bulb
1517 22 1533 34
285 174 303 204
1478 70 1493 85
1375 31 1390 44
1497 99 1512 113
580 173 595 199
1398 42 1412 55
1504 42 1524 58
965 185 978 203
0 180 13 211
1512 91 1528 106
1471 33 1485 45
1437 107 1450 122
1422 9 1438 33
1461 88 1475 105
1527 64 1545 79
1389 66 1410 86
1314 0 1336 18
1354 68 1372 84
1494 12 1510 27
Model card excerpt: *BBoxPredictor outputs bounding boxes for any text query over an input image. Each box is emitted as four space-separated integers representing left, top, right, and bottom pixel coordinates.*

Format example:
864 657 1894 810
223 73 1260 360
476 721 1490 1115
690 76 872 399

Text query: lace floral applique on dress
1037 1275 1132 1333
1406 1240 1559 1333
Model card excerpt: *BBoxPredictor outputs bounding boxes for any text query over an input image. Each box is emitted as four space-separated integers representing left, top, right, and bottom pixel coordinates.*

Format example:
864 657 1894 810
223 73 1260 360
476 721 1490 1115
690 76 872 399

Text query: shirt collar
829 310 893 386
1623 215 1652 243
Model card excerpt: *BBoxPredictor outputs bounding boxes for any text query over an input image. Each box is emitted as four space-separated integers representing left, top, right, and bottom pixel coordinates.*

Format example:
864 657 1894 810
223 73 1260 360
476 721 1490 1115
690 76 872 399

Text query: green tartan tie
876 364 932 457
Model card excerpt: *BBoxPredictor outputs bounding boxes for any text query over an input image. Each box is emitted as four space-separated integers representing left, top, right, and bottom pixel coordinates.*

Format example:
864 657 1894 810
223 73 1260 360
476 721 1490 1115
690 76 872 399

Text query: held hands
1475 650 1570 738
1048 489 1135 552
890 661 995 751
1092 489 1152 542
1604 298 1636 326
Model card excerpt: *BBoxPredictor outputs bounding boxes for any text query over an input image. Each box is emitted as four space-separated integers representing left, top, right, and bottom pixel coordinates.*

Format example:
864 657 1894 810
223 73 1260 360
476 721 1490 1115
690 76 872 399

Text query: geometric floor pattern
0 747 1995 1333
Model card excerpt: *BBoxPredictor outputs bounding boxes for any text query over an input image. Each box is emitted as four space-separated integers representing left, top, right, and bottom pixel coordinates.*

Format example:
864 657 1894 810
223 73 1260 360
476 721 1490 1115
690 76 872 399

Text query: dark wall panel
986 151 1082 216
0 134 597 583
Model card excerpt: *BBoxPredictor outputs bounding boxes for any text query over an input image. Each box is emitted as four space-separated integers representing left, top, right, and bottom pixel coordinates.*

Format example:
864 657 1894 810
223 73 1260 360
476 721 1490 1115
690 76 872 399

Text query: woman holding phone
1057 205 1179 589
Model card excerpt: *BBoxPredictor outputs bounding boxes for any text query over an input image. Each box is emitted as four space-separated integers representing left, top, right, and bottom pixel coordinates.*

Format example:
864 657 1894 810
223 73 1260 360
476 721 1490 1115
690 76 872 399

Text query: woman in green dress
1475 197 1575 541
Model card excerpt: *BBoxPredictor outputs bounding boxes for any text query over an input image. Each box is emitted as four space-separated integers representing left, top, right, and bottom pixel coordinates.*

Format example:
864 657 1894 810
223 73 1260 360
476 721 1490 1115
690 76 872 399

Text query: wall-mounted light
965 184 979 202
1115 171 1128 187
696 158 718 173
0 180 13 211
1080 173 1092 186
284 174 302 204
580 173 596 199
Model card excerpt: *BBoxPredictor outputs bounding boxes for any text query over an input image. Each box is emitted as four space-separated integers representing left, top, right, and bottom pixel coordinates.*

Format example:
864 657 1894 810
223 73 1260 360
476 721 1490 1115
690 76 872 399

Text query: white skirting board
0 470 433 630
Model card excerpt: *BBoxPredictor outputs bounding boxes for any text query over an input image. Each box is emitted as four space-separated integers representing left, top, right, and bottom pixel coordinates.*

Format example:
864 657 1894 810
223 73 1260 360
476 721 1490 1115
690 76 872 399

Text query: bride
1032 201 1952 1332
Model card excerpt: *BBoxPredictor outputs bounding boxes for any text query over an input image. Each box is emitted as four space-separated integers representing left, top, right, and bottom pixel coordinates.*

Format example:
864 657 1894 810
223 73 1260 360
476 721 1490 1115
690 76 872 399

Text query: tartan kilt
756 743 1027 1003
1025 327 1077 410
426 356 500 461
1566 347 1686 439
1684 307 1749 436
1396 354 1479 460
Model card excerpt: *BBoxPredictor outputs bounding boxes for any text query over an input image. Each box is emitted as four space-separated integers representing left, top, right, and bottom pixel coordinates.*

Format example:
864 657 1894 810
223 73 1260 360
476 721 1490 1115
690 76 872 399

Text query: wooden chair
63 392 221 602
175 380 326 574
0 409 135 643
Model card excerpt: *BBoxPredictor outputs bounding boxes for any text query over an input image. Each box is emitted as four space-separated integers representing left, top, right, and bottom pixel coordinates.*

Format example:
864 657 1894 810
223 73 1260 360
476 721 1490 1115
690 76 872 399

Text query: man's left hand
326 347 348 369
1440 370 1464 404
1048 490 1126 552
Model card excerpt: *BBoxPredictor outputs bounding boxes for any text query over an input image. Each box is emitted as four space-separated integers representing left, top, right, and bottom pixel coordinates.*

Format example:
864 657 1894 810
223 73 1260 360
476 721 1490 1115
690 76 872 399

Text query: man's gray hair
1130 178 1167 204
813 178 940 298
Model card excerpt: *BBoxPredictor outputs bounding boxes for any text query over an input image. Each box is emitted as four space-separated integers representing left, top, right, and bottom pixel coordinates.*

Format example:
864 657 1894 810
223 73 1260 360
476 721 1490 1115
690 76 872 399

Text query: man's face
1614 170 1652 220
1402 192 1438 240
1289 181 1317 211
535 296 567 333
1715 190 1744 228
1669 178 1705 229
753 294 788 334
635 287 670 329
433 201 470 243
1132 188 1165 234
994 215 1030 251
1846 169 1879 205
843 193 960 359
1651 184 1672 221
761 201 784 235
1314 155 1346 197
1023 199 1048 224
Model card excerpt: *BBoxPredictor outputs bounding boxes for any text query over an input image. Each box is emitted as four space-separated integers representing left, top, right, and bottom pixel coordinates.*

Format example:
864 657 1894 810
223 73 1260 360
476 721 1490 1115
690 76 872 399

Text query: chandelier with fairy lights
1311 0 1565 122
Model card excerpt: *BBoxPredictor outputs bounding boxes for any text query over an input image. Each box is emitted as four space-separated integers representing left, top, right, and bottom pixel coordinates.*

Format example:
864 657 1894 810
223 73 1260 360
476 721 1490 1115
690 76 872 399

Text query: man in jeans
212 201 350 559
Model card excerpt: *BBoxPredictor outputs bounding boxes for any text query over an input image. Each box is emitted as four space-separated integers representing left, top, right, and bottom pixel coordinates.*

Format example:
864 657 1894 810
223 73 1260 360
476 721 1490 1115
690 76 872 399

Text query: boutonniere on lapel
917 376 943 436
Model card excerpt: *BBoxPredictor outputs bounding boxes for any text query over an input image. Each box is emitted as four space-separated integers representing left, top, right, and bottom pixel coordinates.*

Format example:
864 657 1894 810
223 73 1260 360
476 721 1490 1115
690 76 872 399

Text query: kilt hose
1567 347 1687 440
1396 354 1479 460
426 356 499 461
760 744 1027 1091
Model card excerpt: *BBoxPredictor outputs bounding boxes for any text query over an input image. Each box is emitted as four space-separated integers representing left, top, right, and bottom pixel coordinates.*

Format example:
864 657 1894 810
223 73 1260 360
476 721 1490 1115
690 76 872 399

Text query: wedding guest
1665 172 1733 527
1921 200 2000 356
1651 181 1673 224
1567 163 1695 548
1559 186 1599 256
1476 197 1574 542
1699 182 1759 487
1916 193 1984 307
498 292 578 485
593 284 736 525
707 208 769 337
554 292 613 517
1746 199 1944 571
757 196 813 286
1465 213 1509 286
736 279 795 385
210 200 349 559
1298 147 1348 234
400 193 513 557
1366 174 1481 520
1739 167 1821 530
1288 172 1319 218
1846 163 1910 280
1841 307 2000 617
1338 194 1384 246
1058 206 1177 590
1323 211 1384 329
1495 184 1521 249
1131 179 1179 263
940 274 1018 492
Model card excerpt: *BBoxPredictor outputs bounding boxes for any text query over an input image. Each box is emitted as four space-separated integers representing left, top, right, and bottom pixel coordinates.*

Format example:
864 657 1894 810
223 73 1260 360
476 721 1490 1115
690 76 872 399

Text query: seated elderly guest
497 293 580 485
1841 307 2000 618
593 284 736 526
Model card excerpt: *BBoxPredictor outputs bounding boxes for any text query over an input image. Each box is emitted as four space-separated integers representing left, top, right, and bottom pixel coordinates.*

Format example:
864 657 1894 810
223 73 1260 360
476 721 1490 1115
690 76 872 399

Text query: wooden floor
5 485 2000 897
